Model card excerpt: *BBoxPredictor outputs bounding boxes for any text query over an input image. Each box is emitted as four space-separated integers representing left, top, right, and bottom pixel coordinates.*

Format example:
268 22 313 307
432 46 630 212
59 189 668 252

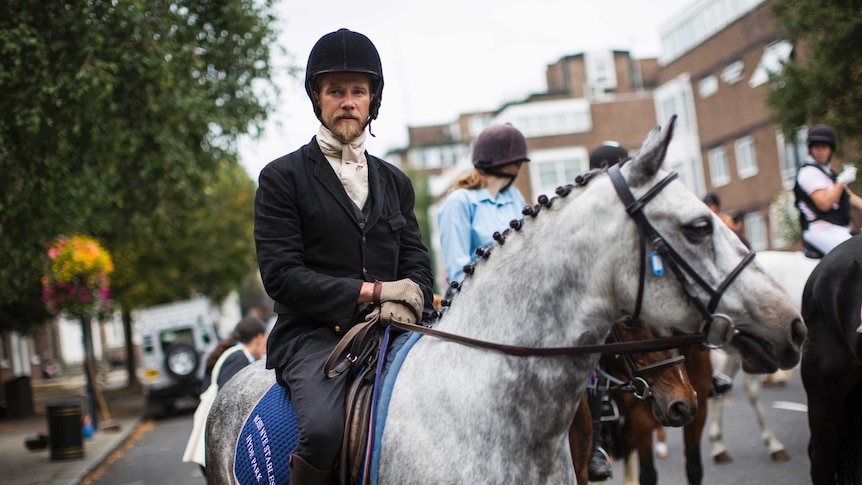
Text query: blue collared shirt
438 186 527 283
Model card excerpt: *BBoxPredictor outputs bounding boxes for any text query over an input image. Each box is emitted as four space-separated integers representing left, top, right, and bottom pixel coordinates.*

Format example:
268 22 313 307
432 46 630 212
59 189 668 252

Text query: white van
135 298 221 416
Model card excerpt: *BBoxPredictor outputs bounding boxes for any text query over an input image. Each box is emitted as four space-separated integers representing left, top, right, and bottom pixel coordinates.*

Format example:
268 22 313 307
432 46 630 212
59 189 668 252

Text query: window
708 147 730 187
720 60 744 84
698 75 718 98
528 147 590 197
775 127 807 189
750 41 793 88
745 211 767 251
661 97 677 123
495 98 592 138
735 135 758 179
585 50 618 96
0 333 7 369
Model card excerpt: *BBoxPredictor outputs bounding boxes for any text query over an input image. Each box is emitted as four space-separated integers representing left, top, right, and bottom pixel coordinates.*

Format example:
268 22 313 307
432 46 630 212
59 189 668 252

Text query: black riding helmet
305 29 384 123
473 124 530 172
806 124 836 151
589 141 628 170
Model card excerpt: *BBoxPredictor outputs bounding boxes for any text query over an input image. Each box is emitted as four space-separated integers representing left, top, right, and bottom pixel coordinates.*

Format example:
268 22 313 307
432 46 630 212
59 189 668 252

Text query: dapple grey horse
206 118 806 484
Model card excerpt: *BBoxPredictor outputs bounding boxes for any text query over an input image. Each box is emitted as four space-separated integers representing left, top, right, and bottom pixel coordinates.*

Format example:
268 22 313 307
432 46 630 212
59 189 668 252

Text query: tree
767 0 862 156
0 0 284 334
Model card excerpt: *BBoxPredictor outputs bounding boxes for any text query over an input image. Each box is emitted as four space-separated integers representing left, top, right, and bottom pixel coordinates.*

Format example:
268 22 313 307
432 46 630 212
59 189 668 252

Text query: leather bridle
598 320 687 400
606 164 756 347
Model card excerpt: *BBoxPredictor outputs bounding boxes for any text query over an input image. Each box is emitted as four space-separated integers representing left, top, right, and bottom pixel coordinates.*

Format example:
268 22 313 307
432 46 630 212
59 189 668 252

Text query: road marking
773 400 807 412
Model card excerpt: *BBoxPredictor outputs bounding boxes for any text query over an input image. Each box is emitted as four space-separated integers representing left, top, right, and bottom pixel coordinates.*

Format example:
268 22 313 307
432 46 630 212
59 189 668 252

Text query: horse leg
623 400 657 485
569 395 592 485
806 388 843 484
741 373 789 462
707 349 740 464
683 346 710 485
801 353 856 485
636 432 658 485
706 395 731 464
623 451 638 485
763 369 792 389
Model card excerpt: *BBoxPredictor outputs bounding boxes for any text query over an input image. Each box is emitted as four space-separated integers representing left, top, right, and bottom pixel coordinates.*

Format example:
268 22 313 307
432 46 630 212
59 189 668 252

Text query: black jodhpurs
276 327 349 471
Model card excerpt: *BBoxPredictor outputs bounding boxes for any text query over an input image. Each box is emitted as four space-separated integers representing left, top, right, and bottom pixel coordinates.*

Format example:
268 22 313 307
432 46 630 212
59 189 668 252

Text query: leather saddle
325 315 386 485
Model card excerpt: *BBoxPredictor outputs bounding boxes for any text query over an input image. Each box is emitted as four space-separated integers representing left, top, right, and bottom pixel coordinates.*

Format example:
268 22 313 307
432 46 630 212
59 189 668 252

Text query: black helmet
589 141 628 170
305 29 384 122
702 193 721 208
806 124 836 151
473 124 530 171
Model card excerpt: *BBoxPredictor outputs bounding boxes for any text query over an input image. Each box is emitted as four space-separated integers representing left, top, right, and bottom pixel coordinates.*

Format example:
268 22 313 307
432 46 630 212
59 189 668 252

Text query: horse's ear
627 115 676 187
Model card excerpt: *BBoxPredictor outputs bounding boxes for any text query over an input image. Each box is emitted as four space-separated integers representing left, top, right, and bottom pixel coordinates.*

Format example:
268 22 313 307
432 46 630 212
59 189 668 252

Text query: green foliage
0 0 284 332
401 162 438 294
767 0 862 155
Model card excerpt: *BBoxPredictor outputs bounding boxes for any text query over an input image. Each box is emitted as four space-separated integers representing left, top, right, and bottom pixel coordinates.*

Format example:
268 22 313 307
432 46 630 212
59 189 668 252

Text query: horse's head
602 320 696 427
591 116 805 374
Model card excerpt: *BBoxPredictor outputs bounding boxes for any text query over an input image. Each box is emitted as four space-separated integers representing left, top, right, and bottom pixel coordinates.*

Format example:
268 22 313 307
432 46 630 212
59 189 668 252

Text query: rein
328 162 756 371
387 319 705 357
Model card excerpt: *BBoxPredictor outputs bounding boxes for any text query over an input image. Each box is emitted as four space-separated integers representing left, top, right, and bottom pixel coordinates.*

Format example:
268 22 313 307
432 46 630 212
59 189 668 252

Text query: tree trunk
80 315 98 428
122 307 142 391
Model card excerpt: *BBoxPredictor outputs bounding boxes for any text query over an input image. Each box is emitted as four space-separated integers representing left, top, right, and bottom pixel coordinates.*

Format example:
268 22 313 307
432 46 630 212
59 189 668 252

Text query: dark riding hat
473 124 530 172
807 124 836 151
305 29 384 123
702 193 721 209
589 141 628 170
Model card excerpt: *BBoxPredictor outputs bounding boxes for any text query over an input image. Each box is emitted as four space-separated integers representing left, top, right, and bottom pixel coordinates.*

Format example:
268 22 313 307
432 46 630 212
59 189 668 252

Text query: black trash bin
47 402 84 460
3 375 34 418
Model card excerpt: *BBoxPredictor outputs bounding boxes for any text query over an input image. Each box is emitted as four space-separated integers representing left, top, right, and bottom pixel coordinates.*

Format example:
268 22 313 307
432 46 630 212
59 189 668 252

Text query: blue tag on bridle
650 251 664 276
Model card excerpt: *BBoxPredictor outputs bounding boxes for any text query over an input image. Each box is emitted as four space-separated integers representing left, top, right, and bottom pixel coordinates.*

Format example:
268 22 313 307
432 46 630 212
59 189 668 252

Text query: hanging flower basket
42 235 114 317
769 190 801 244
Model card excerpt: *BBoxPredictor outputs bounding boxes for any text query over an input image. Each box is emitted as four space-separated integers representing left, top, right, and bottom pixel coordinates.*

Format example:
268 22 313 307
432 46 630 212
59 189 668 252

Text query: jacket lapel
364 157 384 231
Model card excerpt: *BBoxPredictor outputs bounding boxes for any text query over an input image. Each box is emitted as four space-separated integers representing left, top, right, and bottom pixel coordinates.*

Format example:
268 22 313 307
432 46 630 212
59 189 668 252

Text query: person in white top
793 124 862 255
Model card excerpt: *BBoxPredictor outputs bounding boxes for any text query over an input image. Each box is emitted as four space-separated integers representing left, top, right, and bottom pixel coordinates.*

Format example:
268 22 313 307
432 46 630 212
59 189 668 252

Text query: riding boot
587 389 613 481
290 454 334 485
709 371 733 398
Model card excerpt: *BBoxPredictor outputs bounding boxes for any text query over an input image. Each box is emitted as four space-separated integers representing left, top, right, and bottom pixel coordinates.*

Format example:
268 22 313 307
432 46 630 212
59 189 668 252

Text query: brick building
400 0 829 289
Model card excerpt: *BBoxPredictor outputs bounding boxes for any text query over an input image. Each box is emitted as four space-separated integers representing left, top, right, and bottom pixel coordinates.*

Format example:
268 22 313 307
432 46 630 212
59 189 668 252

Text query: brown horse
611 343 713 485
570 321 699 485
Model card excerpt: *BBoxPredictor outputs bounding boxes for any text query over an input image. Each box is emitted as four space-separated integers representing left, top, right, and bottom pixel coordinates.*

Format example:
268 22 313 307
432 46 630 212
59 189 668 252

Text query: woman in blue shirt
438 124 530 286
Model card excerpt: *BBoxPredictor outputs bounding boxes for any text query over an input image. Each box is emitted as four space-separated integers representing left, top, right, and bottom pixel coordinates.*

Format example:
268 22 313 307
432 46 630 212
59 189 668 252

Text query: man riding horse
254 28 434 484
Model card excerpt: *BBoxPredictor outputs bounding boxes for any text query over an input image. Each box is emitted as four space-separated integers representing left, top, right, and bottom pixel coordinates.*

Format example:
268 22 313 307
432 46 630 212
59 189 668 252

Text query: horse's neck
425 195 618 409
438 196 619 347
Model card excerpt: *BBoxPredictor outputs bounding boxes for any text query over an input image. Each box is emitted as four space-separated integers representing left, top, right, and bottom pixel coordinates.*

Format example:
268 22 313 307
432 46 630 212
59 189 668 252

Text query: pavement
0 368 145 485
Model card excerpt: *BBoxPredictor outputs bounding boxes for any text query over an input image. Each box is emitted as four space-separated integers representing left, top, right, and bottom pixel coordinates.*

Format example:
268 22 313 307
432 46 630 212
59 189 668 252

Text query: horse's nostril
668 401 695 426
792 318 807 347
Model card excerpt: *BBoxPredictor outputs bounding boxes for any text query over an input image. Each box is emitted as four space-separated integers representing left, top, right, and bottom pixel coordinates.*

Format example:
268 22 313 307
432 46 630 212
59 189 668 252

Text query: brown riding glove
372 278 423 322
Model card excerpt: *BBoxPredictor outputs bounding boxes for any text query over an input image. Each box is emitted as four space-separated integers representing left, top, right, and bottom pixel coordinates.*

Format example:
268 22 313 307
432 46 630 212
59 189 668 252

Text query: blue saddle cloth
232 327 419 485
233 382 297 484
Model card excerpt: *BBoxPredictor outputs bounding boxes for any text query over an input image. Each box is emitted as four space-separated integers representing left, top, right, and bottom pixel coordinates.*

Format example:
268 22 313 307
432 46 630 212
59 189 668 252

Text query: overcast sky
238 0 695 180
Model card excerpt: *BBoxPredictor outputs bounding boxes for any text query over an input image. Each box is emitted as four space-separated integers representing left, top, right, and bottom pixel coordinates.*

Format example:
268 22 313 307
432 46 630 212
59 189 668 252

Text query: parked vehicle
135 298 221 417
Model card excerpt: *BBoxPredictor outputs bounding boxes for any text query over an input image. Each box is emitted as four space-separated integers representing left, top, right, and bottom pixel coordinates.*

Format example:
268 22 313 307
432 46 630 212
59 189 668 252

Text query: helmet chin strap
481 169 518 191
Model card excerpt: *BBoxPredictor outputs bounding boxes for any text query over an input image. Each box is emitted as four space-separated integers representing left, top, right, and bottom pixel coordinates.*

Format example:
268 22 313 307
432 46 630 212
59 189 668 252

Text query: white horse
707 249 819 463
205 118 805 484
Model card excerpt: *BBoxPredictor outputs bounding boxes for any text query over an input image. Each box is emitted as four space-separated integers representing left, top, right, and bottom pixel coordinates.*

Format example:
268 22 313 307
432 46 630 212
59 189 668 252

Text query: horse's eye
684 217 713 240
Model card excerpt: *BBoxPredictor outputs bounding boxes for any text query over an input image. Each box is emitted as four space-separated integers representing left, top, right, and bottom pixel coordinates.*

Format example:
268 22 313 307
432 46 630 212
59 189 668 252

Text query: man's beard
327 117 367 143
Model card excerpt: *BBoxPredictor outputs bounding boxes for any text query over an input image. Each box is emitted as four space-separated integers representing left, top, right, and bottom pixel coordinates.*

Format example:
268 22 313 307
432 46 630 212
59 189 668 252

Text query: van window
160 328 195 353
196 316 212 345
